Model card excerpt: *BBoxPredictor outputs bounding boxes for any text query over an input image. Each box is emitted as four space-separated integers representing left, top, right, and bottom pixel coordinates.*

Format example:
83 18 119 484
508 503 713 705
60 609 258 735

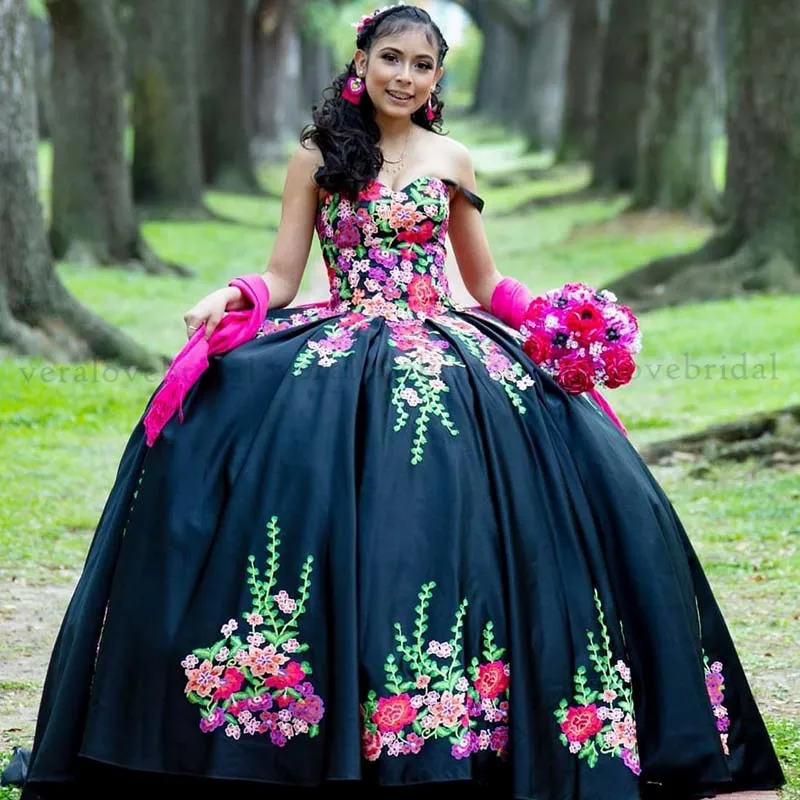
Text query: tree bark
0 0 161 369
521 0 573 151
31 13 52 139
591 0 649 191
252 0 302 162
46 0 180 271
633 0 717 213
557 0 604 162
606 0 800 309
197 0 261 193
300 24 334 112
129 0 206 214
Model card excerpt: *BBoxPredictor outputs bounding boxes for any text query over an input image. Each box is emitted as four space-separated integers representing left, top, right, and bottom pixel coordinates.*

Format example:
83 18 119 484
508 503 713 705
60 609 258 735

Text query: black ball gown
22 175 785 799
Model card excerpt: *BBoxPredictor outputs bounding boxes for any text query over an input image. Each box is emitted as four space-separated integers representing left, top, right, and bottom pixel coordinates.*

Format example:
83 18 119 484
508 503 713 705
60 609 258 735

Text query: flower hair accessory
353 4 404 34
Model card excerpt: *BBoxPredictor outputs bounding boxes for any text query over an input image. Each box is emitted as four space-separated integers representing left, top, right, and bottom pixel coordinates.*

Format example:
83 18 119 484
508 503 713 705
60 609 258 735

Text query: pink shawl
143 274 270 447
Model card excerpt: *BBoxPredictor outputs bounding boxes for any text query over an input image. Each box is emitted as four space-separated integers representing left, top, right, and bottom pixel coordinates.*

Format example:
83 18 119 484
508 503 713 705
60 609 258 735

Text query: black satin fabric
22 308 784 799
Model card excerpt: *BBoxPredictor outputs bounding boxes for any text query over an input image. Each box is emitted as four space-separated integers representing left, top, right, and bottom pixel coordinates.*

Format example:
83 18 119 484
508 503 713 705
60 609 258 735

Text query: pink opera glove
587 387 629 437
489 276 534 331
142 273 270 447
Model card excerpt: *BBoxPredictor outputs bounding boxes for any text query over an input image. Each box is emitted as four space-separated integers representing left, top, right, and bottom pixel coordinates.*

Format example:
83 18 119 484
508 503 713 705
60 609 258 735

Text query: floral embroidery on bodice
316 176 454 320
256 175 535 465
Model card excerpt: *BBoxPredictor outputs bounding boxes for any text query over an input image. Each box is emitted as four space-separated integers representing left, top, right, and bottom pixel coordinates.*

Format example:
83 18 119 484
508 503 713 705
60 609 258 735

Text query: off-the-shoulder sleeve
442 179 485 213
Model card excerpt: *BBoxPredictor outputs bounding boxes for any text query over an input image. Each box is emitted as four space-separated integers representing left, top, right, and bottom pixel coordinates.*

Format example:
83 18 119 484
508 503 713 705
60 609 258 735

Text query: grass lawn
1 121 797 797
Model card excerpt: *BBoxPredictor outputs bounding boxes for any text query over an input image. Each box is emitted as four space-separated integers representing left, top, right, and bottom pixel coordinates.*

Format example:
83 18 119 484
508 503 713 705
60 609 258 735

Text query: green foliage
28 0 46 19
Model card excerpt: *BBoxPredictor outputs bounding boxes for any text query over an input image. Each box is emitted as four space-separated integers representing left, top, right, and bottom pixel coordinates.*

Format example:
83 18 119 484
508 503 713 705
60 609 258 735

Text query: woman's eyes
381 54 432 70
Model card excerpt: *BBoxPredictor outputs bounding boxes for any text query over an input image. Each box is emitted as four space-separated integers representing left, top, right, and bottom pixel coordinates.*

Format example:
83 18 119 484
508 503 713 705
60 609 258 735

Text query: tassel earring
426 96 436 122
343 75 365 105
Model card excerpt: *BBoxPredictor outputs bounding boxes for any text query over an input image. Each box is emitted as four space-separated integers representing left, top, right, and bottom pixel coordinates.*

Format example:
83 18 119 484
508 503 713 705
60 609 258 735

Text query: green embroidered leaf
186 692 205 706
193 648 212 660
309 724 319 738
432 679 450 691
559 733 568 746
225 713 238 725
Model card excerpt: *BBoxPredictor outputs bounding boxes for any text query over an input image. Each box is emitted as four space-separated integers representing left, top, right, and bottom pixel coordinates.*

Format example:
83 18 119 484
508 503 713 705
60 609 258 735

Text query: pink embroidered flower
274 591 297 613
225 723 241 740
212 666 246 701
246 612 264 626
560 705 603 744
264 661 306 689
407 275 439 315
372 694 418 733
474 661 510 699
362 728 383 761
220 619 238 637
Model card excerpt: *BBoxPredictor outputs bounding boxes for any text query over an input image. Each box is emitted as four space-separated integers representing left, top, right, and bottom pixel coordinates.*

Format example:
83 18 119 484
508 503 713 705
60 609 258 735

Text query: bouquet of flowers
520 282 641 394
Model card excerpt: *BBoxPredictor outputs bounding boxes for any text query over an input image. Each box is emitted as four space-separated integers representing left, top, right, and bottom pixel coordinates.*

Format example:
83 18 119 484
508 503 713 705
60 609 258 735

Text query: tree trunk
557 0 604 162
0 0 161 369
31 13 52 139
591 0 649 191
520 0 572 151
252 0 302 162
300 26 334 112
633 0 717 213
46 0 179 271
198 0 261 193
129 0 206 214
605 0 800 310
471 13 517 118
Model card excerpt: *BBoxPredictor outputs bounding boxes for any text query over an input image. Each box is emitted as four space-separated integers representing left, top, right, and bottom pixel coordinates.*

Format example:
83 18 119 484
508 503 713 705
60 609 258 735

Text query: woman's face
355 28 444 121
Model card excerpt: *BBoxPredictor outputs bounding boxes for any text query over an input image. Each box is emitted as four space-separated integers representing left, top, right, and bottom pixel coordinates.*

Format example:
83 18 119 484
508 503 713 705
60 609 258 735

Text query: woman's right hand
182 285 248 340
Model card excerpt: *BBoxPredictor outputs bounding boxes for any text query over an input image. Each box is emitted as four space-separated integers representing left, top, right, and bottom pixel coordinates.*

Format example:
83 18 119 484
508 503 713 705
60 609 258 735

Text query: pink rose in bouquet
520 282 641 394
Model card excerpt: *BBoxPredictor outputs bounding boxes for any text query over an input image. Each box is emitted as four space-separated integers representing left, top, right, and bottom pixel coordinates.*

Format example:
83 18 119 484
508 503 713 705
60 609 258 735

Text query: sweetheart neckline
365 175 449 196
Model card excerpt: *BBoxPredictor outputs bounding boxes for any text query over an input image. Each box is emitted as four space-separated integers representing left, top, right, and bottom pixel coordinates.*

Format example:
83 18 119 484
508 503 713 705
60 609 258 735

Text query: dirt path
0 576 77 749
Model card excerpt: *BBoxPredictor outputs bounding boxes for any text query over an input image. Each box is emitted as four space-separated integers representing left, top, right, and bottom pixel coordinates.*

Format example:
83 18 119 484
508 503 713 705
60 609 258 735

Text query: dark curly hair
301 5 449 199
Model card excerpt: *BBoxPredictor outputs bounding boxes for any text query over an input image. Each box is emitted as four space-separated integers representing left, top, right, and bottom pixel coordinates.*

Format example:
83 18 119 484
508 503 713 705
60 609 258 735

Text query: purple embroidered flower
368 247 399 269
489 725 509 756
716 716 730 732
248 694 273 712
466 697 483 717
290 694 325 724
298 681 315 697
621 747 641 775
199 707 225 733
368 266 388 282
334 220 361 248
269 729 287 747
451 730 480 760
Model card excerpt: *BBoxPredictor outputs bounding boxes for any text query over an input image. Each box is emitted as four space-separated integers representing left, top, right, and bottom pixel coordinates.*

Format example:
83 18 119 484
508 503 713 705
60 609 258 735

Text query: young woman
23 5 785 799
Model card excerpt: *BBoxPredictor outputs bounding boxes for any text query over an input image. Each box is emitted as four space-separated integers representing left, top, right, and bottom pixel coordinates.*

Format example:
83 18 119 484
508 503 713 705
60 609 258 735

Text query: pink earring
426 96 435 122
343 75 365 105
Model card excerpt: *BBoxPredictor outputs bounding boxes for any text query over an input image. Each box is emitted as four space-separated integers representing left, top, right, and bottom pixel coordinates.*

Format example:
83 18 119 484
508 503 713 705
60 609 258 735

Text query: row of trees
461 0 800 310
0 0 332 367
1 0 798 368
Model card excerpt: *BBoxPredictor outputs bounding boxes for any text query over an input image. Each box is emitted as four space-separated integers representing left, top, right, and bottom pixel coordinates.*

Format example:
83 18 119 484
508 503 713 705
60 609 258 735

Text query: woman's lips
387 90 414 104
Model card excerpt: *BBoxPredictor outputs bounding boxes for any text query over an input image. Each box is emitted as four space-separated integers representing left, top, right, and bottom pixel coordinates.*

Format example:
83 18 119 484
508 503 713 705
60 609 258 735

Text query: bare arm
254 144 322 308
447 144 502 311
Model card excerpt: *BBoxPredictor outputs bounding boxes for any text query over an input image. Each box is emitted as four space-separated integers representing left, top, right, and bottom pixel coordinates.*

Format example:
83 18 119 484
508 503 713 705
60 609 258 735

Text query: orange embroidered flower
184 660 224 698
